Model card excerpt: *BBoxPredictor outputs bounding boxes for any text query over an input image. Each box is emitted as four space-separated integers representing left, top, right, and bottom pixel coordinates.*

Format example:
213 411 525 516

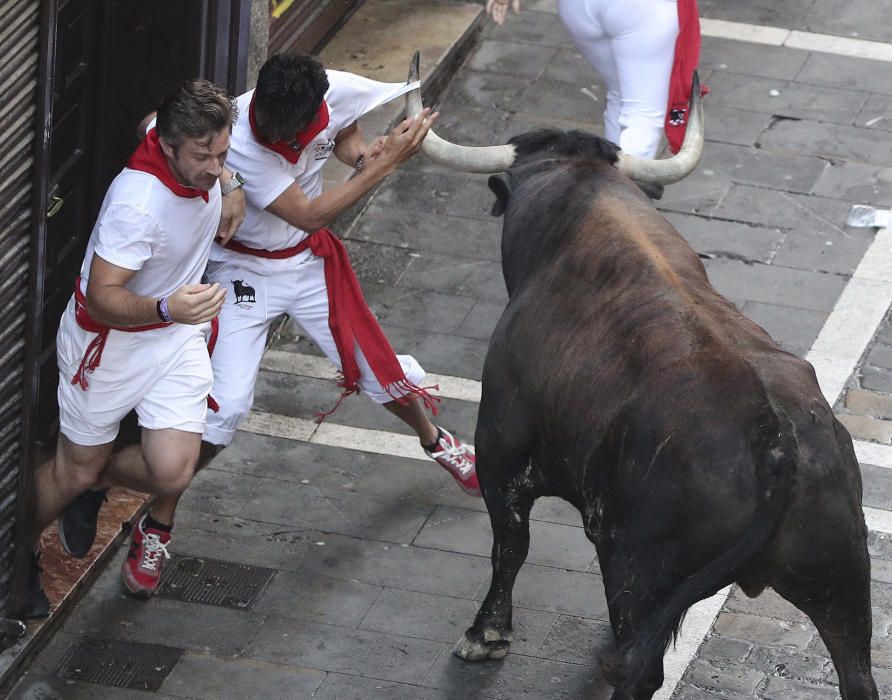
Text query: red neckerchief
127 128 209 202
224 231 440 421
665 0 709 153
248 94 330 164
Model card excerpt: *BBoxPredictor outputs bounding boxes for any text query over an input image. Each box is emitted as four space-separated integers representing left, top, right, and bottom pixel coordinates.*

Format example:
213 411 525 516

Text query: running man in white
28 79 240 616
202 53 480 494
56 53 481 602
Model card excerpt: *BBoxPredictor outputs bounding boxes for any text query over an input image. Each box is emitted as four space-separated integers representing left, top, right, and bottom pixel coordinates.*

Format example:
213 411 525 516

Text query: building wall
0 0 40 622
248 0 270 88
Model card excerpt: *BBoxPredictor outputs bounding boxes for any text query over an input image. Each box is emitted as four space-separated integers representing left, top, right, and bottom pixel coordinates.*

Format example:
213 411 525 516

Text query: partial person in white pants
488 0 699 160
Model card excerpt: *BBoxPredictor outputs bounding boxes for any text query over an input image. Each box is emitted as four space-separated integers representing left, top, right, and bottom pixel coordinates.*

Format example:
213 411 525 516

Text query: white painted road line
700 18 789 47
808 228 892 407
785 31 892 63
261 349 483 403
241 410 433 461
314 420 430 460
855 439 892 470
700 18 892 63
654 586 733 700
865 506 892 534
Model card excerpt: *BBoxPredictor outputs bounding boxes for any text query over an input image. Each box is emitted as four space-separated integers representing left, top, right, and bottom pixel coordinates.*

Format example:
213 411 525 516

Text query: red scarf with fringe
225 230 440 420
248 94 330 164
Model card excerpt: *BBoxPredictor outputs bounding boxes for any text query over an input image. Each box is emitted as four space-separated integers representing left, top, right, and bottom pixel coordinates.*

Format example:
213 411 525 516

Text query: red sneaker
121 515 171 597
425 427 481 497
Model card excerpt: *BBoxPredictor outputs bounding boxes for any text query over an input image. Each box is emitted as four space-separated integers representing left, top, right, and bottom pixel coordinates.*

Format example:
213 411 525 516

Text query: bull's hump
587 198 695 293
574 196 743 347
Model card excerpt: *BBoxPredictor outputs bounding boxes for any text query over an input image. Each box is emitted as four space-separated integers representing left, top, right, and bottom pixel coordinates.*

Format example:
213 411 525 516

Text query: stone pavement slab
243 618 445 684
162 653 327 700
858 94 892 132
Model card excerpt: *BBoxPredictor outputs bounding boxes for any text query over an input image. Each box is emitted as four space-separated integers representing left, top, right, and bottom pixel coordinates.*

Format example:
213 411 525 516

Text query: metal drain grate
157 555 276 610
57 638 183 691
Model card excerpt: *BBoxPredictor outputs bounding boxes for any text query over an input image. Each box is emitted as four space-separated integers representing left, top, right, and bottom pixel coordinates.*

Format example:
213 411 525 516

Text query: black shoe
27 552 50 619
58 488 108 558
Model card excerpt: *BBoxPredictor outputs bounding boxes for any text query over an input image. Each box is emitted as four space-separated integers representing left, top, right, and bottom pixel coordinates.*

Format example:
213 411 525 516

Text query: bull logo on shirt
231 279 256 305
314 139 336 160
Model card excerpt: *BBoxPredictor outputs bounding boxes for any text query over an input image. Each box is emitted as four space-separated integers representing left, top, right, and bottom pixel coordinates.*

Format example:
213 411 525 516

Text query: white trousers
558 0 679 158
203 254 425 447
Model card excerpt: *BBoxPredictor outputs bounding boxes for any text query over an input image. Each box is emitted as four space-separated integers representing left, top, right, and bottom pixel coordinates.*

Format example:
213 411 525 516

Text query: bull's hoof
453 627 512 661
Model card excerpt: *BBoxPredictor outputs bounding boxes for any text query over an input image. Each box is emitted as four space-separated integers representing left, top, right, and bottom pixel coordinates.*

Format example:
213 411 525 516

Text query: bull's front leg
454 475 535 661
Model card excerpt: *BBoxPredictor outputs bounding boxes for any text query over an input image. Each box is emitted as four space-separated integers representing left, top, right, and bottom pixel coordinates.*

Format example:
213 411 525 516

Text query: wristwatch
221 171 245 195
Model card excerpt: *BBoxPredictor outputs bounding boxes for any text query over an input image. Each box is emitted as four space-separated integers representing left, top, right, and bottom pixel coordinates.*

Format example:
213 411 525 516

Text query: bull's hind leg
771 513 878 700
454 394 537 662
597 553 672 700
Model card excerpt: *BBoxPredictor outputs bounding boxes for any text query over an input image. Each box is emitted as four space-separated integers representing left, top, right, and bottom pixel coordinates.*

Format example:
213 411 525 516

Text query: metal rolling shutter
0 0 39 617
268 0 362 55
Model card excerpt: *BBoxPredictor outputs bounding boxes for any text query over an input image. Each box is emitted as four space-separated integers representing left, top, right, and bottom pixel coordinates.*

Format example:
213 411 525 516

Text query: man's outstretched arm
266 109 437 233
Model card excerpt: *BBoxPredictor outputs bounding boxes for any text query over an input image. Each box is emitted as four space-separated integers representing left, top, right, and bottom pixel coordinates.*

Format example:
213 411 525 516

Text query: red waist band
224 238 310 259
70 277 220 412
71 277 172 390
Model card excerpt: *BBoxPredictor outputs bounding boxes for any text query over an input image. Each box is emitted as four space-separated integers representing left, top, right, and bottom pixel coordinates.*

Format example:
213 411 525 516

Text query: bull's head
405 52 704 184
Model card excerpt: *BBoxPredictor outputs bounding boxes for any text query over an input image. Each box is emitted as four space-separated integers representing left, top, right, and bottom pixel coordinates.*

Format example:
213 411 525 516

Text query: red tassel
384 380 441 416
72 329 110 390
207 316 220 356
315 385 360 423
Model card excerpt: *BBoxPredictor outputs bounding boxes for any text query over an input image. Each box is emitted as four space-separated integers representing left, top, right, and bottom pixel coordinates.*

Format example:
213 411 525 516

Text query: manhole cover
157 555 276 610
57 638 183 691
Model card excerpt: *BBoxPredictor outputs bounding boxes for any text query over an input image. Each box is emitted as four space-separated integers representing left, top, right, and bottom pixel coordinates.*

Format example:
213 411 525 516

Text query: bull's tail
601 404 798 694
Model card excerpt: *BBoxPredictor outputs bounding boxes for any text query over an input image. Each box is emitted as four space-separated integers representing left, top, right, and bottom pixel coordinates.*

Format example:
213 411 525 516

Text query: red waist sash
70 277 220 411
224 231 439 419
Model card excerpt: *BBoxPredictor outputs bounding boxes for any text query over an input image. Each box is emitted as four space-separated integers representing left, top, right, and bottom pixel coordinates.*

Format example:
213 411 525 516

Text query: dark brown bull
406 54 878 700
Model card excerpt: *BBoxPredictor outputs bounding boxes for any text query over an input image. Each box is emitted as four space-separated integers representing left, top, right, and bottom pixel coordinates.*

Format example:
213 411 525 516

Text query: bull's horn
616 71 705 185
406 52 516 173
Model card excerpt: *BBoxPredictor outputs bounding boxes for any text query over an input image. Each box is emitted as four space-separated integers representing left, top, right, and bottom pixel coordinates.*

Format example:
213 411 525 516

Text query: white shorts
56 298 214 446
558 0 679 158
202 253 425 447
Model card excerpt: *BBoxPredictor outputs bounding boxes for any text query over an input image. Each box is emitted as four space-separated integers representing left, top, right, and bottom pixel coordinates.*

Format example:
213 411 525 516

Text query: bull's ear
488 174 511 217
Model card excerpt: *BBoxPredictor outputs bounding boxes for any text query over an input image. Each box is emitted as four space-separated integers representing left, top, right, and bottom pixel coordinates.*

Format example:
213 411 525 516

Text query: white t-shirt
79 168 222 299
210 70 417 270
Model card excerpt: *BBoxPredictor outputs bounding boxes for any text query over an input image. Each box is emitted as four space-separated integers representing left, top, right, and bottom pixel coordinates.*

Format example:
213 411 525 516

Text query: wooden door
32 0 104 446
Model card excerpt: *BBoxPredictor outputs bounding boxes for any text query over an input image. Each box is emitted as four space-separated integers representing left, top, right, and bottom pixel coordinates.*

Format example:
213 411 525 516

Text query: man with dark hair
28 79 241 616
196 53 479 494
56 54 481 607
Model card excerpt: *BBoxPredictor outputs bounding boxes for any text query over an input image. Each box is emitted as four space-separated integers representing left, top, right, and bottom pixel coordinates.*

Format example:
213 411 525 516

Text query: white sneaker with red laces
425 427 482 496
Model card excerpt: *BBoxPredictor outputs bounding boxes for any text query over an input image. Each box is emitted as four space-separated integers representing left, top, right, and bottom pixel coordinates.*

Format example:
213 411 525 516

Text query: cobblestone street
9 0 892 698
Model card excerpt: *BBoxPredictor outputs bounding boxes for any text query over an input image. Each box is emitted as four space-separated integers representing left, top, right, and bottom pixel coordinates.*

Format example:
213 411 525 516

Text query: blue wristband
157 297 172 323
